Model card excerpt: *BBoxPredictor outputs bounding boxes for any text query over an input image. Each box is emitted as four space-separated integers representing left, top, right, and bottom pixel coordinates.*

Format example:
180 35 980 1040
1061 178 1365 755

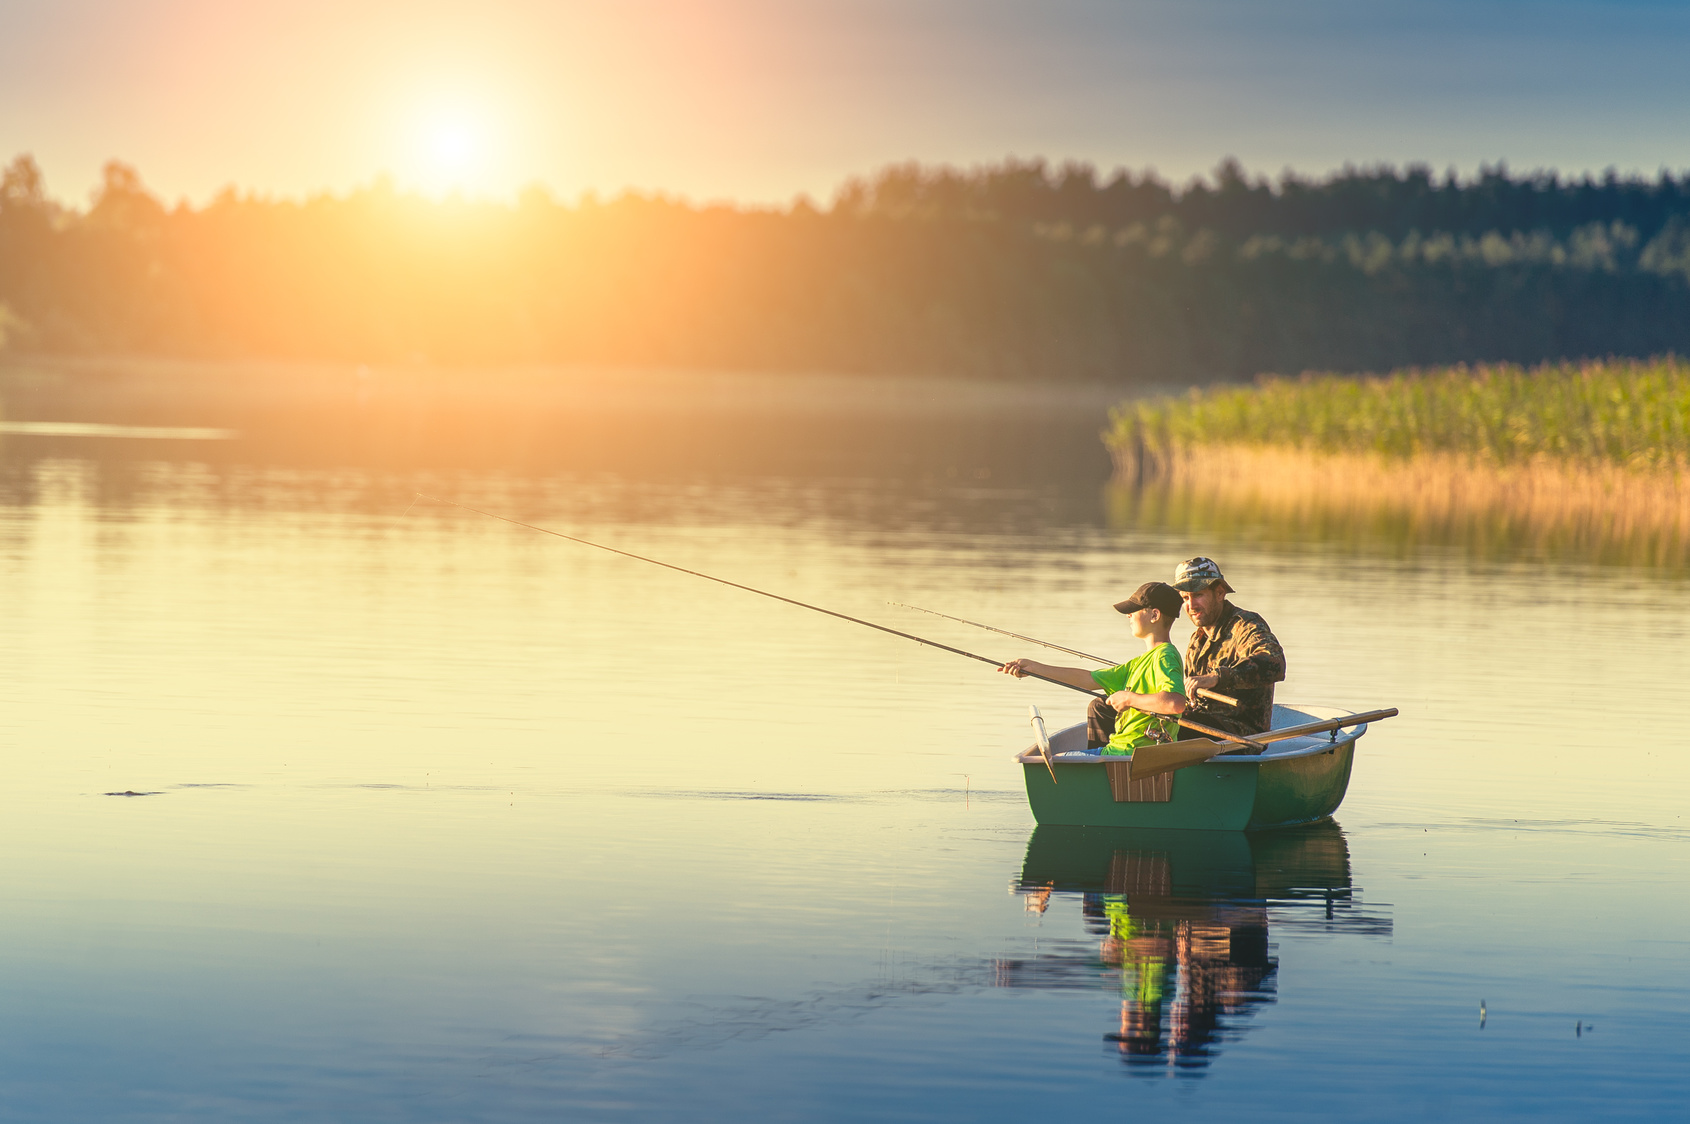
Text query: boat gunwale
1013 705 1368 768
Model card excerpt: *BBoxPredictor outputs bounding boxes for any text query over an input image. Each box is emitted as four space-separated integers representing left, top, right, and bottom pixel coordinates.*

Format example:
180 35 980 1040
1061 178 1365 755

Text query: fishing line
891 602 1111 664
892 601 1242 709
410 493 1103 698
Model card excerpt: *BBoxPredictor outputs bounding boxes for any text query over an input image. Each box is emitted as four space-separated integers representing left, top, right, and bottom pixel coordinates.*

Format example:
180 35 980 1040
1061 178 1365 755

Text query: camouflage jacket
1183 601 1286 739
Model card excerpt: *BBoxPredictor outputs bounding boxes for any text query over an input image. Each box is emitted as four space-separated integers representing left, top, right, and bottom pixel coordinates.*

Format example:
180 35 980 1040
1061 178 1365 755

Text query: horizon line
12 151 1690 215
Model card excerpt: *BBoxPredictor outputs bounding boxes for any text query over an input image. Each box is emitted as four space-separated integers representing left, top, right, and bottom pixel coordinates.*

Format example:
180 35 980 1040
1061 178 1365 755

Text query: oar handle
1176 716 1267 752
1208 708 1402 756
1196 687 1239 707
1249 707 1399 746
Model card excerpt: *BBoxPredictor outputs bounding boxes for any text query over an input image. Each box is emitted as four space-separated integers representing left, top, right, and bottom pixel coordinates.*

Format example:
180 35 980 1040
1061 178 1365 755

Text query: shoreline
1110 441 1690 545
0 354 1159 417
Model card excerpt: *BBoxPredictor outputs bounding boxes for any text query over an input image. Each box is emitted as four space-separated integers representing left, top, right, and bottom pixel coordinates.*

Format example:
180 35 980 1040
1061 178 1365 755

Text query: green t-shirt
1091 643 1185 756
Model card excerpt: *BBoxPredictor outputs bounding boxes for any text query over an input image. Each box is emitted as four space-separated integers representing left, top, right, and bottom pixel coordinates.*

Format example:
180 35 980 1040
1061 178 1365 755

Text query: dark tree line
840 157 1690 242
3 153 1690 382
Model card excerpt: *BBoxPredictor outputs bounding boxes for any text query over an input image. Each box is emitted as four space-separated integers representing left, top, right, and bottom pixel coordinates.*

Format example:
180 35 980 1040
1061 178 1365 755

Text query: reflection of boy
1100 897 1276 1063
998 581 1187 756
1100 897 1170 1056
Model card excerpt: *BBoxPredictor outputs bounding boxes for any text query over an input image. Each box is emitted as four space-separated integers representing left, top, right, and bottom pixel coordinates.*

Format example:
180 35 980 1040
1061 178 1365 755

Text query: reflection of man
1095 893 1274 1064
1170 558 1286 740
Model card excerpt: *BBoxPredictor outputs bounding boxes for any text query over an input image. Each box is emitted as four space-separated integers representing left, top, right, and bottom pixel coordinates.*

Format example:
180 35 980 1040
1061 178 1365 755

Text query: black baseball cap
1113 581 1183 619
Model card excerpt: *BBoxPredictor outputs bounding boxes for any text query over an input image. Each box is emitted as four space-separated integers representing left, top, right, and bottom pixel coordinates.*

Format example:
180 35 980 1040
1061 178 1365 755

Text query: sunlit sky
3 0 1690 207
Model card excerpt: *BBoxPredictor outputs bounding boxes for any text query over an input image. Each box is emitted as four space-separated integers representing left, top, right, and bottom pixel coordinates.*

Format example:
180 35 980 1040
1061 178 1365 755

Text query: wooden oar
1126 739 1235 782
1247 708 1399 747
1019 710 1262 770
1129 708 1399 782
1029 706 1057 784
1176 715 1266 751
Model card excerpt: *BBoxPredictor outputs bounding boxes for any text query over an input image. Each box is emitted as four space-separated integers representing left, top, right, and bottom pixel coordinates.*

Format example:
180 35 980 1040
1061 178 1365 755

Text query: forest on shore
3 154 1690 382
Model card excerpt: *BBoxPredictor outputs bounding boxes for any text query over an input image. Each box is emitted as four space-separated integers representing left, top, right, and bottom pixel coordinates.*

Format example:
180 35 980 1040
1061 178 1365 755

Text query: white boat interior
1019 703 1368 765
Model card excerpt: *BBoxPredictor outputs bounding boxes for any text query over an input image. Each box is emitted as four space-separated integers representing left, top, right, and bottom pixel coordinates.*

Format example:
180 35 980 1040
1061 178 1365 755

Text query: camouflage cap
1171 556 1234 593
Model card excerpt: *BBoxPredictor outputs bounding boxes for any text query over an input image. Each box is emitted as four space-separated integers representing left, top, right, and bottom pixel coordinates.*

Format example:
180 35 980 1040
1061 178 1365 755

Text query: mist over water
1 363 1685 1121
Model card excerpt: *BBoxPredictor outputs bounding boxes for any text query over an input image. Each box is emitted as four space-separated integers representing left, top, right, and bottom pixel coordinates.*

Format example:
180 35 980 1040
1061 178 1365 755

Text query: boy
999 581 1188 755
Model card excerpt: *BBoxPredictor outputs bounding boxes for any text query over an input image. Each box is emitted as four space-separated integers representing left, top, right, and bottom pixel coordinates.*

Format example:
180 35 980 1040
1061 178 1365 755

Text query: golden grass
1112 358 1690 470
1107 358 1690 562
1110 443 1690 568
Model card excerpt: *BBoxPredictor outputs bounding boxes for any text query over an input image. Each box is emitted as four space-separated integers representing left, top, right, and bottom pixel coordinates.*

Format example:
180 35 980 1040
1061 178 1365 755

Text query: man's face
1181 583 1226 629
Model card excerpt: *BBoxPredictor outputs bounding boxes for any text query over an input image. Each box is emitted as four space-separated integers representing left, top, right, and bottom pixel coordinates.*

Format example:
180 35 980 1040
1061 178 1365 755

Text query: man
1170 557 1285 741
999 581 1187 756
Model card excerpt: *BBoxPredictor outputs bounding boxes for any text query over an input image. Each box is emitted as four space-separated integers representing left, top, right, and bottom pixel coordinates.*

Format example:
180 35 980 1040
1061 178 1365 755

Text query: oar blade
1029 706 1057 784
1127 738 1228 782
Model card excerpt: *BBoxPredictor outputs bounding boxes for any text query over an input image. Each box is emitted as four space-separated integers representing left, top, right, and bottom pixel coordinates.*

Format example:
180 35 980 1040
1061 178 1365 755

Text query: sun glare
428 119 478 169
406 101 500 196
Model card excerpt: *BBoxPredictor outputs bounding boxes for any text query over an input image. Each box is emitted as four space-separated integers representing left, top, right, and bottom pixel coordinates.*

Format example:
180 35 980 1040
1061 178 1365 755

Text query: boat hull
1019 705 1361 831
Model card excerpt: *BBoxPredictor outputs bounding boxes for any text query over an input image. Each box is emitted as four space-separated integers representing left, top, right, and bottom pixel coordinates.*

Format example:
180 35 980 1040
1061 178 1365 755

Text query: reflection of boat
996 820 1388 1073
1016 704 1367 829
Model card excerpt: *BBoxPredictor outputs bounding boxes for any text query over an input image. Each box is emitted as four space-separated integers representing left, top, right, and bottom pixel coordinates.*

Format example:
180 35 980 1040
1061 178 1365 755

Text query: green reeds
1110 357 1690 473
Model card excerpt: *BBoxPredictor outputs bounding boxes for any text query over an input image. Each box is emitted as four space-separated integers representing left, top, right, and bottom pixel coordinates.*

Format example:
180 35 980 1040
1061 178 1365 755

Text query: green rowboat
1016 704 1369 830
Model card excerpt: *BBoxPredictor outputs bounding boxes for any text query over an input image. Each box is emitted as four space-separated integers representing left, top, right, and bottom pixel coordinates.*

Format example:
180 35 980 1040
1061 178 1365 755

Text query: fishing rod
410 495 1262 751
409 493 1101 701
892 601 1242 709
891 602 1111 664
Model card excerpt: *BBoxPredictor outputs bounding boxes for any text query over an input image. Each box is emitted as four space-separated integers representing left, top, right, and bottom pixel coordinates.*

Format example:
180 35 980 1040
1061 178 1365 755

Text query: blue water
0 365 1684 1120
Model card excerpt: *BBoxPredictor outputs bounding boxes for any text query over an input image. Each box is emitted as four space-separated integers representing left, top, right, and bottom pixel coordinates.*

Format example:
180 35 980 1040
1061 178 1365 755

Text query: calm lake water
1 362 1686 1121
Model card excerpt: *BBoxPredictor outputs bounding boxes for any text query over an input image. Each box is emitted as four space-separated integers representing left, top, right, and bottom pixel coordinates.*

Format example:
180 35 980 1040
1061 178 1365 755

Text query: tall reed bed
1110 357 1690 473
1106 357 1690 557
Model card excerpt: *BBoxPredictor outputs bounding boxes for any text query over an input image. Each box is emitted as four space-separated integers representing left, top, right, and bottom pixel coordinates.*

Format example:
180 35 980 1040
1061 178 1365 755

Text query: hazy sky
3 0 1690 207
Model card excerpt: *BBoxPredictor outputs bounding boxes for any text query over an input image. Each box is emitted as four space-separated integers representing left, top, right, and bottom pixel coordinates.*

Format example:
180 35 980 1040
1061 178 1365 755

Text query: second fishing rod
890 601 1242 709
411 494 1254 746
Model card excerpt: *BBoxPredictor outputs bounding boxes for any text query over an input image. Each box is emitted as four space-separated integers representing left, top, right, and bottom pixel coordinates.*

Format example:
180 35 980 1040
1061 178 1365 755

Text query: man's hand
999 658 1040 678
1107 690 1135 712
1186 672 1220 693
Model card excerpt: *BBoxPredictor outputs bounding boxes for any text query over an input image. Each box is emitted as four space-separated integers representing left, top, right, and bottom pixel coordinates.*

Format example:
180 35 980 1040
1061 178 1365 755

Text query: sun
407 104 495 195
427 118 479 170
